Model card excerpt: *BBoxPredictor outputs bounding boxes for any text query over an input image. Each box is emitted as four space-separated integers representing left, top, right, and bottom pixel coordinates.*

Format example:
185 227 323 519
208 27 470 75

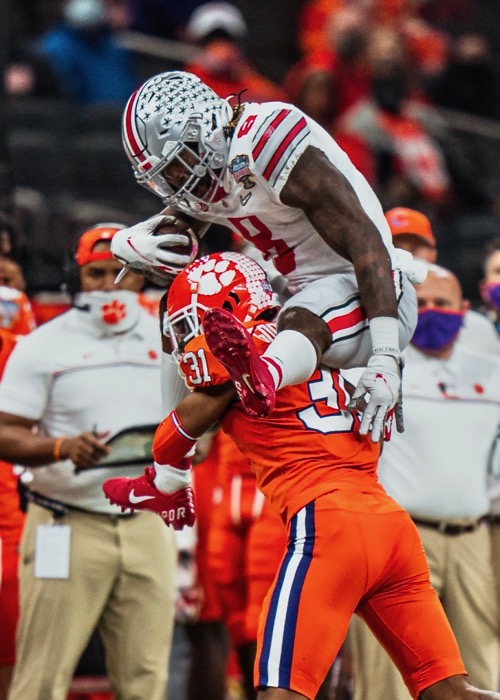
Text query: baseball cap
385 207 436 246
186 3 247 42
75 223 125 266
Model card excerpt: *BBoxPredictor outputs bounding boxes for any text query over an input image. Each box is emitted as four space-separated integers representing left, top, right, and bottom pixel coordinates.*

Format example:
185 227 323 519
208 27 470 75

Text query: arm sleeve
161 351 190 415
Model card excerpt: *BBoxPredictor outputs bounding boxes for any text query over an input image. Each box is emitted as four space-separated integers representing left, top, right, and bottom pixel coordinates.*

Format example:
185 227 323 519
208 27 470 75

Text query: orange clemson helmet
165 251 280 359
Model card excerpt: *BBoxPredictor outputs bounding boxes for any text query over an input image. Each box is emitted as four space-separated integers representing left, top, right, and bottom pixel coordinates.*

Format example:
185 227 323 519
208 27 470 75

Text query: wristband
369 317 400 356
53 437 65 461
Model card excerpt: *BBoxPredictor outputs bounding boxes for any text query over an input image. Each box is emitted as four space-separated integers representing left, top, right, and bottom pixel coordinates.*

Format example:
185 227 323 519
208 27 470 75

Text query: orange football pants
208 474 287 646
255 491 465 699
193 458 223 621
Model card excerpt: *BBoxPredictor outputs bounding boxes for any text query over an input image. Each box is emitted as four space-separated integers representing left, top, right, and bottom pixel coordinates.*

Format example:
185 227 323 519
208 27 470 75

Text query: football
153 217 199 262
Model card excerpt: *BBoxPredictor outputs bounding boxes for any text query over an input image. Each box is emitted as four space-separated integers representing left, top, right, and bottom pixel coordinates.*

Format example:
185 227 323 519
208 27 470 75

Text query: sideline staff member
0 224 176 700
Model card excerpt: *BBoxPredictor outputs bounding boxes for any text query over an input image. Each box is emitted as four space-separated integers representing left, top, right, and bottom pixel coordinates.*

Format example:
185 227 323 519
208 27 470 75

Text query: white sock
153 462 191 494
262 330 318 389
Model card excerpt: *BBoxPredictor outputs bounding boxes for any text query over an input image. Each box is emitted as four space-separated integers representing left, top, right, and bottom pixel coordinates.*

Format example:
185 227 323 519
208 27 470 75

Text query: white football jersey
178 101 398 296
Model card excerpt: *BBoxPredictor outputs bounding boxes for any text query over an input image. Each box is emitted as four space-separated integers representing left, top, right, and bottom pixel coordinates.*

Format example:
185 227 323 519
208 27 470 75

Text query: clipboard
75 424 157 472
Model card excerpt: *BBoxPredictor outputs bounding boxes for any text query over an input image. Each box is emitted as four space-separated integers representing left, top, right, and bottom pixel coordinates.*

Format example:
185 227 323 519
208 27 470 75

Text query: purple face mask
481 283 500 312
411 308 465 352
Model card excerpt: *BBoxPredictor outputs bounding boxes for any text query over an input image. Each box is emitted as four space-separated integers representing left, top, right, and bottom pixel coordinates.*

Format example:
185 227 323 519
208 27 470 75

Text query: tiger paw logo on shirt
101 300 127 325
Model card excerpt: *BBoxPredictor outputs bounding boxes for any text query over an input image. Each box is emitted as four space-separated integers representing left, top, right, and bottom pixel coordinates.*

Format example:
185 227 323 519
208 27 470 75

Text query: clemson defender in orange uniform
0 286 36 700
104 252 498 700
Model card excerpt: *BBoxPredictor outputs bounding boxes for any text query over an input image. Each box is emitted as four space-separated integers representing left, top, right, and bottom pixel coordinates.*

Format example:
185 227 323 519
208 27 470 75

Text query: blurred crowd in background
1 0 500 313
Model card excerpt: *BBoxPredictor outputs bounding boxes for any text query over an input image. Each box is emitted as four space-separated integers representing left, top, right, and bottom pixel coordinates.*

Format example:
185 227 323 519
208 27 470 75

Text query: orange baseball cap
385 207 436 246
75 223 125 266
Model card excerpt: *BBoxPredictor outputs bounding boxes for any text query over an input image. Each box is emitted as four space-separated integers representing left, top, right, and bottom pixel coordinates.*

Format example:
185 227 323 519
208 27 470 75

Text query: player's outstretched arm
280 146 402 442
153 383 236 470
280 145 398 322
102 383 236 529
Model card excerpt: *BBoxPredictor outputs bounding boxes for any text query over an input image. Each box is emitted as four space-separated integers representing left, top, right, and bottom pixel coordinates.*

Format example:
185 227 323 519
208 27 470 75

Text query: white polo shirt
458 309 500 356
458 311 500 515
378 343 500 520
0 307 163 513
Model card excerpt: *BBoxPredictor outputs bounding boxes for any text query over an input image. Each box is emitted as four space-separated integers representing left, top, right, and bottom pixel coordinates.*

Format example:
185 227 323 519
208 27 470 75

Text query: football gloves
111 214 198 285
348 353 404 443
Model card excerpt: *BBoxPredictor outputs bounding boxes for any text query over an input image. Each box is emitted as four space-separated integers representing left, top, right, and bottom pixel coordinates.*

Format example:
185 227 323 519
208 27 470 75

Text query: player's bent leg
276 307 332 360
204 306 326 418
282 271 417 371
358 512 467 699
204 307 277 418
421 676 500 699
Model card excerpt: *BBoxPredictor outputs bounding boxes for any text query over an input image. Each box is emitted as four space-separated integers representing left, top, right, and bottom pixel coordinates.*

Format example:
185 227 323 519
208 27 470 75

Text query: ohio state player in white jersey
113 71 425 442
123 101 396 292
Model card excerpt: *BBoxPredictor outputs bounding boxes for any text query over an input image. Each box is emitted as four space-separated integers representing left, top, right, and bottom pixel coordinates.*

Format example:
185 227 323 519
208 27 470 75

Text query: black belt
28 490 136 520
412 516 488 536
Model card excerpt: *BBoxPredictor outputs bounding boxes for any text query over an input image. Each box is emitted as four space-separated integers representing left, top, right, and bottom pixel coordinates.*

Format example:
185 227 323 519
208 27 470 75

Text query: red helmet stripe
123 88 148 166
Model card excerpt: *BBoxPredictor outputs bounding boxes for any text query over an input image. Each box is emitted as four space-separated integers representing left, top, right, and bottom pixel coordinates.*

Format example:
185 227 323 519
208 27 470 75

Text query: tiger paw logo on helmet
101 300 127 325
187 256 237 294
165 251 281 362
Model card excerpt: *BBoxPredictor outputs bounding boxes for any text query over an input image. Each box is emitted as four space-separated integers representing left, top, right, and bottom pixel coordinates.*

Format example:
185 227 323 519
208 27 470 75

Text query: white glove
393 248 428 284
111 214 198 285
348 353 403 442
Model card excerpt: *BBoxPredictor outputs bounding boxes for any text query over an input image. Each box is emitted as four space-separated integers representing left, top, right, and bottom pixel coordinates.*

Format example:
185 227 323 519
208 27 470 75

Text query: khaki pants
347 523 500 699
491 521 500 630
9 503 176 700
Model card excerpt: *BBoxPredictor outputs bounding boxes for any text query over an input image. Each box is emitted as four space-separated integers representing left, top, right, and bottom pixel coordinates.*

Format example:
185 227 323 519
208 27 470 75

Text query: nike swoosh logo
239 193 252 206
241 373 256 394
129 490 156 504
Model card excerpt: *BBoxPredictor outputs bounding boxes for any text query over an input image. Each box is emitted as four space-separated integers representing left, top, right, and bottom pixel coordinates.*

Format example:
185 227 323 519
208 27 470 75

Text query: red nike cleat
103 467 196 530
203 307 275 418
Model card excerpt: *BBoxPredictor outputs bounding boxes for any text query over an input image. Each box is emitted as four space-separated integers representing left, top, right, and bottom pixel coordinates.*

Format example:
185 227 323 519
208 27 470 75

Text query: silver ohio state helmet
122 71 233 207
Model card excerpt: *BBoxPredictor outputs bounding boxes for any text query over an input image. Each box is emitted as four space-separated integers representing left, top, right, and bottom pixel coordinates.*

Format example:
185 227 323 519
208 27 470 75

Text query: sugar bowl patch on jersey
229 154 256 191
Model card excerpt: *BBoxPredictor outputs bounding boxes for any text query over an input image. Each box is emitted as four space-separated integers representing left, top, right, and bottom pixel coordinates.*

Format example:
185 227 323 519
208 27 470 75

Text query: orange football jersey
0 326 26 541
0 305 32 535
206 420 253 481
0 286 36 336
180 323 381 522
